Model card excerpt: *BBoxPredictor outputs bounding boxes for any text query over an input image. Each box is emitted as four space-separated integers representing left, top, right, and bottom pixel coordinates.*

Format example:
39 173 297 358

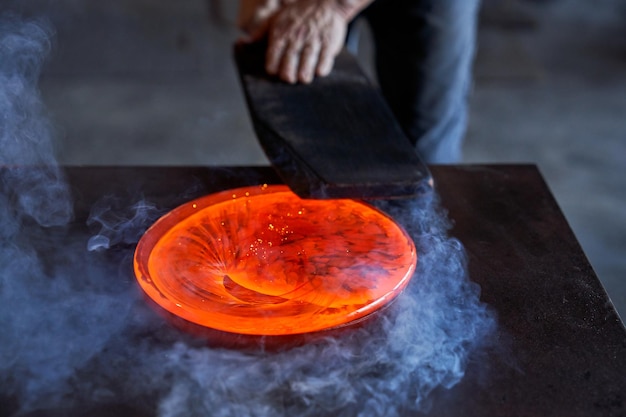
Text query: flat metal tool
234 42 432 200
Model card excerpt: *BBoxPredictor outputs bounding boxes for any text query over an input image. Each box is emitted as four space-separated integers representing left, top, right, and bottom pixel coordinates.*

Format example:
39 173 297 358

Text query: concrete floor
3 0 626 319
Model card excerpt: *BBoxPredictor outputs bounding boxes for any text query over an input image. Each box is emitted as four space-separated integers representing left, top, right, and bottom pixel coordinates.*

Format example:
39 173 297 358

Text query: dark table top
2 164 624 417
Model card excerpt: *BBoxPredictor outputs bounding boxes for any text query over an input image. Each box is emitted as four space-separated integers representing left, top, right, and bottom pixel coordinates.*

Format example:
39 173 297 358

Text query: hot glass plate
133 185 417 336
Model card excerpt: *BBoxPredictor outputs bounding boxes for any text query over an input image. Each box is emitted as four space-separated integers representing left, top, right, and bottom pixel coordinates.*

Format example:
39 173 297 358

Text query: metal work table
2 164 624 417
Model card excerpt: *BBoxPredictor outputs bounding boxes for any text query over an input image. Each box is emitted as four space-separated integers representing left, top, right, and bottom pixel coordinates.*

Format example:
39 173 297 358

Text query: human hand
238 0 372 84
263 0 351 84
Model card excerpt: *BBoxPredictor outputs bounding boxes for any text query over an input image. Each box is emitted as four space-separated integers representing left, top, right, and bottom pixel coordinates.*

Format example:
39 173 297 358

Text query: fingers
264 3 347 84
278 41 300 84
267 27 329 84
266 36 288 77
267 35 322 84
318 28 345 77
299 43 321 83
316 42 335 77
267 41 321 84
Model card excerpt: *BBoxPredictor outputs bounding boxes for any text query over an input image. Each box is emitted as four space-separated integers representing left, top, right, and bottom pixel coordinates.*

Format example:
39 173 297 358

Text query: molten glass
134 185 416 336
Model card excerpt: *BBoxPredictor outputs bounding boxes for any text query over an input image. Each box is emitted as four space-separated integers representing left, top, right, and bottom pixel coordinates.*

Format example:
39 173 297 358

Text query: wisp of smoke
0 13 497 417
86 196 164 251
0 14 72 228
152 194 497 417
0 14 130 415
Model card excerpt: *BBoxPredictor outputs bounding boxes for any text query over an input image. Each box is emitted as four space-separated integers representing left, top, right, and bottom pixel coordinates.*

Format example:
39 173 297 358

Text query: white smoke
0 14 131 415
0 14 72 228
151 194 497 417
86 196 163 251
0 13 497 417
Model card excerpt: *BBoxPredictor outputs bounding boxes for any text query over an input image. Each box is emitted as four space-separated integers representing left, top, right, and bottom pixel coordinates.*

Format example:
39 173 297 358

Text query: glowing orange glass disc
134 185 416 336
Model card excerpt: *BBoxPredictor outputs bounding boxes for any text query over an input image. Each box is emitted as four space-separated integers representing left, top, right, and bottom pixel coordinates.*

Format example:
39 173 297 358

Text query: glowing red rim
133 185 417 336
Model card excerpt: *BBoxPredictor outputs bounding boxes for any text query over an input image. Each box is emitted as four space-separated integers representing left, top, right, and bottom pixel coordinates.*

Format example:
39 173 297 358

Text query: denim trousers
360 0 481 163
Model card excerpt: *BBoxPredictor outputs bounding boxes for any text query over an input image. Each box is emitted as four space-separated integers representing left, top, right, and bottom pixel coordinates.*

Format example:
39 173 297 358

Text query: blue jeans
361 0 481 163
